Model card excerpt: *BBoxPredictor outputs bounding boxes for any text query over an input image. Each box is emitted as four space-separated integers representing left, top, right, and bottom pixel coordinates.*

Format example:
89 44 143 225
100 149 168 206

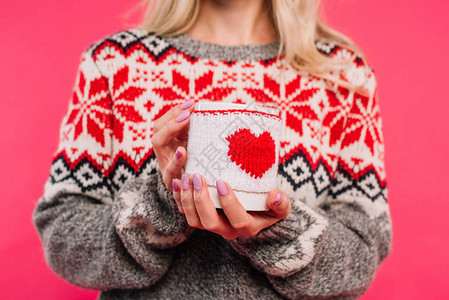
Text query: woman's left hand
172 173 291 240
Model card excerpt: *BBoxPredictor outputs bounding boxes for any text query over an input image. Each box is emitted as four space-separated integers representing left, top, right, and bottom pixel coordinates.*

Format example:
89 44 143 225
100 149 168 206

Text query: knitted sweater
32 28 392 299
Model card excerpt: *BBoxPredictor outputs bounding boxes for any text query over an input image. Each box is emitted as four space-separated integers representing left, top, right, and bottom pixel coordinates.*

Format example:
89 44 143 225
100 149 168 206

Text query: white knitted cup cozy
184 101 282 211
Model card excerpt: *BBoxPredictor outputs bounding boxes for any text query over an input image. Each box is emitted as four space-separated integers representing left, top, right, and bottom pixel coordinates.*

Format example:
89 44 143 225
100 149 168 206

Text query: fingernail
175 148 182 159
176 110 190 122
181 174 190 191
274 192 282 205
172 179 179 192
192 173 202 191
180 99 194 110
216 179 228 196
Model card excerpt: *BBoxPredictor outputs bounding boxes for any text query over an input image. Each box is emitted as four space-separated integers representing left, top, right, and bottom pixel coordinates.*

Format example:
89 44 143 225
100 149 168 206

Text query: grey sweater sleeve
32 49 194 290
228 199 391 299
33 168 194 290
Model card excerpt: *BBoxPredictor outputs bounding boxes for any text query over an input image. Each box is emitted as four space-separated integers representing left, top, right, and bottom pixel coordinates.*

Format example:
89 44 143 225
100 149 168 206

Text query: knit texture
32 28 392 299
185 108 282 192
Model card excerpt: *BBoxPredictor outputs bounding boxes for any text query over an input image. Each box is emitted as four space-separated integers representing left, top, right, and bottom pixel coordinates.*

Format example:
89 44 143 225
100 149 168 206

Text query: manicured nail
181 174 190 191
192 173 202 191
172 178 179 192
176 110 190 122
216 179 228 196
175 148 182 159
180 99 194 110
274 192 282 205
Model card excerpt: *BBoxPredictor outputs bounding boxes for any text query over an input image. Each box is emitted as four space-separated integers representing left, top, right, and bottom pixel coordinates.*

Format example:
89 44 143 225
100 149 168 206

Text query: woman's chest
107 60 350 200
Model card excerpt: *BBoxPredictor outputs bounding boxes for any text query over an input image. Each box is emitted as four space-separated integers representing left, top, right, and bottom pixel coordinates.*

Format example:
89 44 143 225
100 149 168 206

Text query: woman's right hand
150 99 194 192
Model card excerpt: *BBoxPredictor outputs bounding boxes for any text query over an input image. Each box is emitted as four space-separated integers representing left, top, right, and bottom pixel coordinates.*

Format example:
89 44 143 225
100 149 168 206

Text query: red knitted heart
225 128 276 179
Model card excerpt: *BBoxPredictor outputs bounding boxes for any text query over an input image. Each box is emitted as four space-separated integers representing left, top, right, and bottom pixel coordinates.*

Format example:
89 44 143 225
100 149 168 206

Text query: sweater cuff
112 169 194 250
227 200 329 277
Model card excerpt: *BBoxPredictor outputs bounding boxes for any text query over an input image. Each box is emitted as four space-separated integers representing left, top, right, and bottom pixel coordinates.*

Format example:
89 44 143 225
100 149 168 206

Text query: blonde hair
125 0 370 95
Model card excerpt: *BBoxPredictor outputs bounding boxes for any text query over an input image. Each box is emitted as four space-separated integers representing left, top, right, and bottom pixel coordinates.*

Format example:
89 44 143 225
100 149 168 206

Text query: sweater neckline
161 32 282 62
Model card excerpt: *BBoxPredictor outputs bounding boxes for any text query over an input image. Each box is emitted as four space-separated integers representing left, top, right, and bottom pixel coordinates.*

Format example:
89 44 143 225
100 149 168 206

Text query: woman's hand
150 99 194 191
171 173 291 239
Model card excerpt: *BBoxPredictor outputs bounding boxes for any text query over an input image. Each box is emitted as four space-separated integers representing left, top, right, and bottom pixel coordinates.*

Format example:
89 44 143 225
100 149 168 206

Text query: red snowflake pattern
65 70 112 147
111 65 146 142
322 86 351 147
246 74 319 137
156 70 234 101
284 75 320 137
341 88 382 155
150 69 235 121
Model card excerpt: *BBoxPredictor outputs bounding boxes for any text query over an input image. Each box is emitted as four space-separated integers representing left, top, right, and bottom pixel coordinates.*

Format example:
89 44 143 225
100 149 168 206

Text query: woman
33 0 392 299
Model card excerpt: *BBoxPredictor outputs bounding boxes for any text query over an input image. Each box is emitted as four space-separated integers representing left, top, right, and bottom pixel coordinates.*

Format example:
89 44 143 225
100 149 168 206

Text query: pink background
1 0 448 298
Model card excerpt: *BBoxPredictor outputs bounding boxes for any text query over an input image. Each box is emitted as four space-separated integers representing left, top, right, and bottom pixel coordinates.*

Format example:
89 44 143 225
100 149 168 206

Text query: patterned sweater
32 28 392 299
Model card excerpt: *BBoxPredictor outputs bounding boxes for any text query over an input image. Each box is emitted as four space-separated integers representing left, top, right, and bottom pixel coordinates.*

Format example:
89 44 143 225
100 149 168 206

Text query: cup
184 101 282 211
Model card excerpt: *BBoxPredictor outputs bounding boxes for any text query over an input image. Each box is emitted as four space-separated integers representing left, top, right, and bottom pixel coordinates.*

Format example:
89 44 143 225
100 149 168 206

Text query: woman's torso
61 28 384 298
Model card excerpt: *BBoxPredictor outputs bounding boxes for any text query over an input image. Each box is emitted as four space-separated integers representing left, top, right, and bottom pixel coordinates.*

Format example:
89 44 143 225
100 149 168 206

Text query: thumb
267 190 291 219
